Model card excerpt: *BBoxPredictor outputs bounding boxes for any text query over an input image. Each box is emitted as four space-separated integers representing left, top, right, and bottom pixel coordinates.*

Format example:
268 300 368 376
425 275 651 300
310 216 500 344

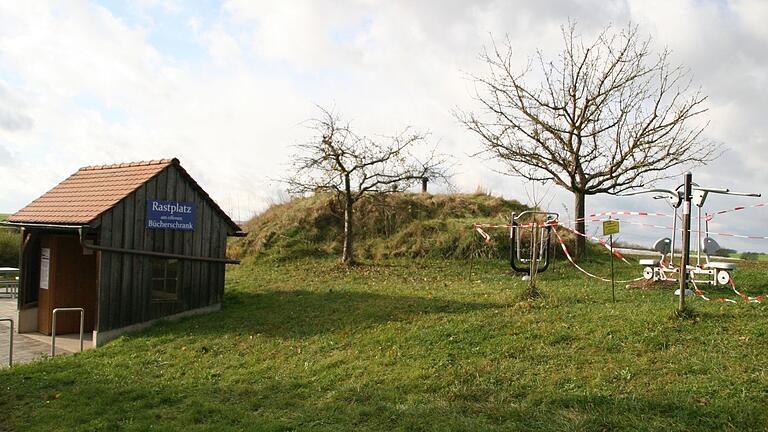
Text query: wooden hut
3 158 242 346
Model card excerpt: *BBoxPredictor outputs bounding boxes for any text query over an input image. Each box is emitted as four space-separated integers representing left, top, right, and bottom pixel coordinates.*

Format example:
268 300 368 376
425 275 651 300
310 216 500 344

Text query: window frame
150 258 180 303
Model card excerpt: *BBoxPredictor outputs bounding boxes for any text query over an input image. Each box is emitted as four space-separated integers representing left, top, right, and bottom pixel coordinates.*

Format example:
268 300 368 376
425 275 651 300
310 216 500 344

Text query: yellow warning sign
602 220 620 236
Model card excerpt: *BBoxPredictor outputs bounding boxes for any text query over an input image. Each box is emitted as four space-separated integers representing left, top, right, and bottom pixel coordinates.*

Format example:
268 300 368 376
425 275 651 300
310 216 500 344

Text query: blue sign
146 200 196 231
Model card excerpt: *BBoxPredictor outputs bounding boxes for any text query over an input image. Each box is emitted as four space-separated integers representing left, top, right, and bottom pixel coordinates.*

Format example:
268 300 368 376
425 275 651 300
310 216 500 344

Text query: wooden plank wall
96 165 230 332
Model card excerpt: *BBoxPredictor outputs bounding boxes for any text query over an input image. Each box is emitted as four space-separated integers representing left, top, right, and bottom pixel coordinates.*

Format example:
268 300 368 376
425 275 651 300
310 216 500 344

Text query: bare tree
286 107 450 264
458 23 719 257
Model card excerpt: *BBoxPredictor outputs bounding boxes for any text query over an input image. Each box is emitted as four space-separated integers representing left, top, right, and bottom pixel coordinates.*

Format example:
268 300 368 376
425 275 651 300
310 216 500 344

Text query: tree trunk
342 191 354 264
574 191 586 258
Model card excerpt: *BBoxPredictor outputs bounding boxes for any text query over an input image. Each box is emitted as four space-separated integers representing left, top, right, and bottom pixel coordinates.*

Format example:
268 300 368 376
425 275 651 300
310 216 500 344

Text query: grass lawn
2 255 768 431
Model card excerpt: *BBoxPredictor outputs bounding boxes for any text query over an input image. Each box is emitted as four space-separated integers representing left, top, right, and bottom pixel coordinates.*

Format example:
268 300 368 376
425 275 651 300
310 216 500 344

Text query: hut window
151 259 179 302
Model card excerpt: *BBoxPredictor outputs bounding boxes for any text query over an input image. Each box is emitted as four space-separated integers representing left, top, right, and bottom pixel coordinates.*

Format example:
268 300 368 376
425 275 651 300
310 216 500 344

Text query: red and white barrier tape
472 221 559 230
474 226 492 243
585 218 768 241
472 223 512 229
478 216 768 248
476 210 670 231
587 211 670 219
583 219 671 230
557 224 630 264
564 211 670 225
689 276 738 303
707 232 768 241
474 220 768 295
472 221 559 244
689 276 762 304
688 271 766 304
728 279 761 303
552 228 643 283
706 203 768 220
472 221 629 264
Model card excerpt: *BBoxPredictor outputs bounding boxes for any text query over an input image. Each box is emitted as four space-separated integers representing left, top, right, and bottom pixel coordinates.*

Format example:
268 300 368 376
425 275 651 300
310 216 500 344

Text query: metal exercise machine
628 179 760 287
509 211 559 274
1 318 12 367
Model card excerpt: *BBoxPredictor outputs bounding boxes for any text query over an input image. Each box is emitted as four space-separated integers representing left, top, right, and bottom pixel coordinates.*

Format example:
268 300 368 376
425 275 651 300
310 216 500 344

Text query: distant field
730 252 768 261
0 214 8 221
3 255 768 431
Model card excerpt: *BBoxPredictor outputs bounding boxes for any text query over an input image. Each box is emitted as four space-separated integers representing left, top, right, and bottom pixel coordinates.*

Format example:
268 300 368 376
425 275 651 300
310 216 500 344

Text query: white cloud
732 0 768 42
0 82 33 131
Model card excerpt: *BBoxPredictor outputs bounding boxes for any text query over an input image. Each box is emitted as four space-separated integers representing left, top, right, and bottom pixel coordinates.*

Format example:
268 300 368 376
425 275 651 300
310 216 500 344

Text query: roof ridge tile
80 158 174 171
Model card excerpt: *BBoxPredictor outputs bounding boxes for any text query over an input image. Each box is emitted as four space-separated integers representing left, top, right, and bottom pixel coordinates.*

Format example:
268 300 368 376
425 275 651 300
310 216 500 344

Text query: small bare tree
286 107 450 264
458 23 719 257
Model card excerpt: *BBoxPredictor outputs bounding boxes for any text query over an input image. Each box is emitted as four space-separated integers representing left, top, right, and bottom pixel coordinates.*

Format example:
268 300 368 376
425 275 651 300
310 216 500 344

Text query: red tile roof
7 159 240 233
8 159 174 224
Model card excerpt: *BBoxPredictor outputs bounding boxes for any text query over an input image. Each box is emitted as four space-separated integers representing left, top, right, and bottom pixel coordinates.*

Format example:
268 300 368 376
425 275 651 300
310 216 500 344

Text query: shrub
0 228 19 267
740 252 760 261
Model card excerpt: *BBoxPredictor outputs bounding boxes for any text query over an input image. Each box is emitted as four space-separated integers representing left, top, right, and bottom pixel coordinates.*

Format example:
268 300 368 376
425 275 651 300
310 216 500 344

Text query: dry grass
230 192 530 261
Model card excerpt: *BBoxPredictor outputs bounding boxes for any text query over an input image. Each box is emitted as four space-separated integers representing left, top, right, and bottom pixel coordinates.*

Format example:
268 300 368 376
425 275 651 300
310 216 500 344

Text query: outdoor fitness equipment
638 238 673 281
629 181 760 287
509 211 558 274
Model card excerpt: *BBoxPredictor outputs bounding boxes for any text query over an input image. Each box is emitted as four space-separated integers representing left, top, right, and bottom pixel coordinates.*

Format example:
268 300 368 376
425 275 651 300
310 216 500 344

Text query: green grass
2 256 768 431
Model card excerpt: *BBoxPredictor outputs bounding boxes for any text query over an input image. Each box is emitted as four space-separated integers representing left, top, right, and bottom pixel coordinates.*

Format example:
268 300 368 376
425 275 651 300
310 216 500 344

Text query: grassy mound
231 192 532 261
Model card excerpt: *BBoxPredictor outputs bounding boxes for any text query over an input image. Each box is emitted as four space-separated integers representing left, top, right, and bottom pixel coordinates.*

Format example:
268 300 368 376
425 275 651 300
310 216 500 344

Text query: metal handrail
0 318 12 366
51 308 84 357
510 211 559 274
0 280 17 298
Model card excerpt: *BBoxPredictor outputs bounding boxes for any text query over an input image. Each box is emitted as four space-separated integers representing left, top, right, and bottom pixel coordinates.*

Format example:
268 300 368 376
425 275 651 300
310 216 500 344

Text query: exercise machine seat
704 262 737 270
653 238 672 255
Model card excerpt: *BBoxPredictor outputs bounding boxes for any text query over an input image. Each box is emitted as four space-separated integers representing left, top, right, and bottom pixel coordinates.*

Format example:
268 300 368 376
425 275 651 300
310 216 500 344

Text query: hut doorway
36 234 98 335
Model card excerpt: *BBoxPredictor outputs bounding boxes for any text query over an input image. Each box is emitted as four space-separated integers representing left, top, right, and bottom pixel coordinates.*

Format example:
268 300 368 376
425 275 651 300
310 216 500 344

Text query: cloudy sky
1 0 767 252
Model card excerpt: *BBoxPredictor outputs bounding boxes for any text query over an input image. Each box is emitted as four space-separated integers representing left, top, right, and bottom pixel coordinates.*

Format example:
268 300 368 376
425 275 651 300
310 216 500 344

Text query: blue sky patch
71 92 127 124
94 0 221 63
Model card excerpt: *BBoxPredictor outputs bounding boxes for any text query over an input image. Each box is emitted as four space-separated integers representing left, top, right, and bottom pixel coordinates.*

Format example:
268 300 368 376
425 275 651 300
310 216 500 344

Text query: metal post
79 310 84 353
679 173 693 312
530 222 538 276
51 308 84 357
0 318 12 366
697 203 702 266
51 312 56 357
670 207 677 264
509 212 516 267
529 221 539 290
17 227 24 302
609 217 616 303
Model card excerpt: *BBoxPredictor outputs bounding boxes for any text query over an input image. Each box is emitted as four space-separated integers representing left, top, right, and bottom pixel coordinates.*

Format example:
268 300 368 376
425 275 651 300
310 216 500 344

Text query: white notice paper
40 248 50 289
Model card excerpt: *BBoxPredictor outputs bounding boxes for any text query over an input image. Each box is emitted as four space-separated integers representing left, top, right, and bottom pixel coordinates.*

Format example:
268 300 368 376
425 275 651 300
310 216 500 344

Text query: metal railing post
51 308 84 357
0 318 12 366
679 173 693 312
